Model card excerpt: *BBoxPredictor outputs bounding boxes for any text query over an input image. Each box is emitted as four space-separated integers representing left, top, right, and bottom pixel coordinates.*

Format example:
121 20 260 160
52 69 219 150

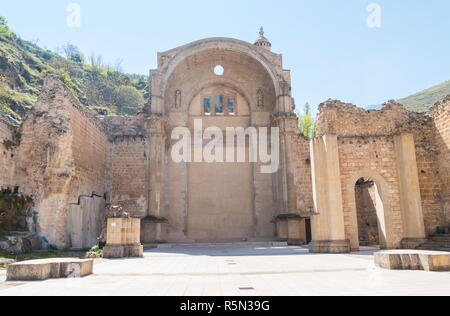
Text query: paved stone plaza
0 245 449 296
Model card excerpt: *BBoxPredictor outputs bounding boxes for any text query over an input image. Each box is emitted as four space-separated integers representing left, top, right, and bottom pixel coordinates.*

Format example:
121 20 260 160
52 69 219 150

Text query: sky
1 0 449 114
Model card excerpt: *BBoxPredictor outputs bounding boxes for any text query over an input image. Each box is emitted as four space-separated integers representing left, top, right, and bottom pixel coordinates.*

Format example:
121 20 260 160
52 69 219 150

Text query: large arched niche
163 47 277 115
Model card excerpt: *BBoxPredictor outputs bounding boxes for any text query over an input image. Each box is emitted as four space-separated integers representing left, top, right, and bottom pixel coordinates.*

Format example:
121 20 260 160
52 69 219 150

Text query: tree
112 85 145 115
297 102 316 140
0 16 7 26
58 43 84 64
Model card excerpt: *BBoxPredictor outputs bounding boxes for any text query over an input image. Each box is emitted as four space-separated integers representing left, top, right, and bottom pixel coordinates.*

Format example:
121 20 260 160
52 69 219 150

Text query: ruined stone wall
68 105 107 199
14 76 107 248
103 116 148 218
0 118 16 187
292 135 314 213
316 99 446 236
338 136 403 248
429 96 450 228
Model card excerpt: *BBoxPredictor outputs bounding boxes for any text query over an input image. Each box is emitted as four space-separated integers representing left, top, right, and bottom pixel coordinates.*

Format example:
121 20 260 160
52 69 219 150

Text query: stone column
310 135 350 253
143 70 168 243
273 91 304 244
394 133 426 248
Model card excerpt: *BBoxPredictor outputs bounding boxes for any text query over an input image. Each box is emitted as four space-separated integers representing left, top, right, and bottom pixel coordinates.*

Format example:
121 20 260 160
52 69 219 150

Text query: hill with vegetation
398 80 450 112
0 16 148 125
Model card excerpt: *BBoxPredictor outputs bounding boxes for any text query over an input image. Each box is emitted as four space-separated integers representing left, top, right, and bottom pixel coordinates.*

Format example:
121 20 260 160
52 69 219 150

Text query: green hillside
398 80 450 112
0 16 148 124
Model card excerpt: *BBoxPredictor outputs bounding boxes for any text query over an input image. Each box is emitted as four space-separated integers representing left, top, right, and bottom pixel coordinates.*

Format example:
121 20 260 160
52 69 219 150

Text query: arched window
201 91 238 116
204 98 211 115
215 95 224 114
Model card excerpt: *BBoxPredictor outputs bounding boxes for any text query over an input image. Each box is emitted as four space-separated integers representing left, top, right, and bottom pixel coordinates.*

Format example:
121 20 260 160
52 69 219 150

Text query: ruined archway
159 39 280 242
347 171 394 250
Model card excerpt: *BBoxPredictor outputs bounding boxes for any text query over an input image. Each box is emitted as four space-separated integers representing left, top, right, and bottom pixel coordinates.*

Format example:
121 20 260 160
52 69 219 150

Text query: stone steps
416 235 450 252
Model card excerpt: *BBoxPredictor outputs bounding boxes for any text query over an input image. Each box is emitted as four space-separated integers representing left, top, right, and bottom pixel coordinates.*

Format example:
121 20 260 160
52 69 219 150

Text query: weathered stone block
103 217 143 258
375 250 450 271
6 258 93 281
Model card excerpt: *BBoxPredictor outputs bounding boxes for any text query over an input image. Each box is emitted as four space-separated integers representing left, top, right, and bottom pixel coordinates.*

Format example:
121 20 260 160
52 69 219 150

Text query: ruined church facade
0 31 448 252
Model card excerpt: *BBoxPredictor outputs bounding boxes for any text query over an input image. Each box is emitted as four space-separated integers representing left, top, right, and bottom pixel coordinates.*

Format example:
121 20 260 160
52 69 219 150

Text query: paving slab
0 246 449 296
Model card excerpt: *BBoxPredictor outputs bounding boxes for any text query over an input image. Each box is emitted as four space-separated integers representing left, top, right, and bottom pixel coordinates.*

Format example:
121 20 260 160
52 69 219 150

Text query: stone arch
160 38 281 99
346 170 394 250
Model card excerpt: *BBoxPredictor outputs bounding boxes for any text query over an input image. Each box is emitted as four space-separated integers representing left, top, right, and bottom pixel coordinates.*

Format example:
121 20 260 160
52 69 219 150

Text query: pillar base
278 238 306 246
400 238 427 249
309 240 350 254
103 245 143 258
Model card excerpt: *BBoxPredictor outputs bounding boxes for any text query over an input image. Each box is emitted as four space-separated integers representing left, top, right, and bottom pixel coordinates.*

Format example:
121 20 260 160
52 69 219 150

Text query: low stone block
6 258 93 281
103 245 143 258
309 240 350 254
375 250 450 271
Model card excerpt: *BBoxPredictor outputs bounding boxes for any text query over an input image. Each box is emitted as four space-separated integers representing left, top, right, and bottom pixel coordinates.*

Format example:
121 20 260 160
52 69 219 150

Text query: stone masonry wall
338 136 404 248
0 118 16 187
316 99 446 237
13 76 107 248
103 115 149 218
292 135 314 213
429 96 450 228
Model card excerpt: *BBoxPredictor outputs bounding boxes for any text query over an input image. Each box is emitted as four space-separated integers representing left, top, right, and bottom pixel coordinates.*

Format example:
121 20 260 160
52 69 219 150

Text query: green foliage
297 102 316 140
0 188 34 232
398 80 450 112
113 85 145 115
0 23 148 121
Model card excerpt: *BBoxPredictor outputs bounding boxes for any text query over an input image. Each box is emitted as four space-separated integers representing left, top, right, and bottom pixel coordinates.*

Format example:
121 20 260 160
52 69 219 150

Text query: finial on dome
254 26 272 51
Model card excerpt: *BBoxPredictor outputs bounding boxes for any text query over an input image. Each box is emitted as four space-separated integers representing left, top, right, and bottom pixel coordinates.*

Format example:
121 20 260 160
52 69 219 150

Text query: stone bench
6 258 93 281
375 250 450 272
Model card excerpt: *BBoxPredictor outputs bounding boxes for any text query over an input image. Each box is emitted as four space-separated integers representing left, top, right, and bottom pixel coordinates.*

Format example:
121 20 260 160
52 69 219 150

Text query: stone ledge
309 240 351 254
103 245 143 258
375 250 450 271
6 258 93 281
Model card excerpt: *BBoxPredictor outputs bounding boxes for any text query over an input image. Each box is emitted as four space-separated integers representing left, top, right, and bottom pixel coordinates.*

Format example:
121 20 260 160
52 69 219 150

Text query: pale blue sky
2 0 449 113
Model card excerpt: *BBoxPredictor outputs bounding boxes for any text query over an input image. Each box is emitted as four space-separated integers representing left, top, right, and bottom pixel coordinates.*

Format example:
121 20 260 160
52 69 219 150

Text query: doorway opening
355 178 380 247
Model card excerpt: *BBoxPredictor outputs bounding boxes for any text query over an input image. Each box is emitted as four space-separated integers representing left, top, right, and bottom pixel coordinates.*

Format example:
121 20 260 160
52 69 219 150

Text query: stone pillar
394 133 426 248
103 218 143 258
310 135 350 253
145 114 167 243
273 91 303 244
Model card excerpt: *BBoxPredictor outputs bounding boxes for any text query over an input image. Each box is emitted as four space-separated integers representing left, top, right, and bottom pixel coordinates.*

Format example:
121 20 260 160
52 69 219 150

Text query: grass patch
0 249 92 262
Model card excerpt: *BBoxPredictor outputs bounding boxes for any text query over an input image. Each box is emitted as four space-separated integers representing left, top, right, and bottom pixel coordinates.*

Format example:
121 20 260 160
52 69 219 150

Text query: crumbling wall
13 76 107 248
429 96 450 228
103 115 149 218
0 118 16 187
316 99 446 237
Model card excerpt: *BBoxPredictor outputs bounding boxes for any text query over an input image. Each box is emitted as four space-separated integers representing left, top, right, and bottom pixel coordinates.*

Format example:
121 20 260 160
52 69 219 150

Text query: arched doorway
347 171 394 250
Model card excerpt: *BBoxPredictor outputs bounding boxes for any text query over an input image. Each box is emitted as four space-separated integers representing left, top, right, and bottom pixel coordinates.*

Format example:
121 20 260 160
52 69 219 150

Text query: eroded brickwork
0 118 16 187
338 136 403 248
316 97 449 244
13 76 107 247
103 115 149 218
429 96 450 228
